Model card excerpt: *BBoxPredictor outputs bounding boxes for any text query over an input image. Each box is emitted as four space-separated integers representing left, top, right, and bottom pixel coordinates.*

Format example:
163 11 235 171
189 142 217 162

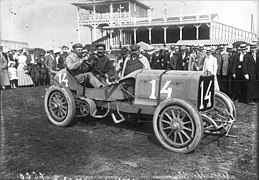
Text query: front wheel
203 91 235 135
153 98 203 153
44 85 76 126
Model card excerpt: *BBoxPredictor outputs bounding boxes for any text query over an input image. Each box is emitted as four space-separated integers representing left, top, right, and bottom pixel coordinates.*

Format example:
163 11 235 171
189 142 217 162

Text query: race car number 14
197 76 214 111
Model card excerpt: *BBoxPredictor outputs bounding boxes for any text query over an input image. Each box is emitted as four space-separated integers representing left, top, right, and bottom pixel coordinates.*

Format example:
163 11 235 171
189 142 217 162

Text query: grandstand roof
175 38 257 46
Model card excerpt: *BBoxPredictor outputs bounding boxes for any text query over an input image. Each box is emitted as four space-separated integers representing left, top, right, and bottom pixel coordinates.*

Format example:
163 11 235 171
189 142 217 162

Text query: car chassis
44 69 236 153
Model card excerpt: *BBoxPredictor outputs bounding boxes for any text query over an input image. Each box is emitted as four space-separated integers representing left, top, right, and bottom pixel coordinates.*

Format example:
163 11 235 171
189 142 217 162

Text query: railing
79 14 214 26
79 12 130 20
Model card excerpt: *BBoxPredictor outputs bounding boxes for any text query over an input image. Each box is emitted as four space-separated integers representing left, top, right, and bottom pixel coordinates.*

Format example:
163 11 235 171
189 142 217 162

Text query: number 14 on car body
149 80 172 99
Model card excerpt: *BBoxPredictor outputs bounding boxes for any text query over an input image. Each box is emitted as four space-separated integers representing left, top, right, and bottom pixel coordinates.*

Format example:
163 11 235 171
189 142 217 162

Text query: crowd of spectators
1 41 258 105
0 45 70 89
115 42 259 105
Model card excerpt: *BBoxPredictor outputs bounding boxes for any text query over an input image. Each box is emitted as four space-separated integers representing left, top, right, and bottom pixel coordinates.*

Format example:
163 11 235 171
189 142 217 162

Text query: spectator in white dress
17 50 33 87
8 61 18 88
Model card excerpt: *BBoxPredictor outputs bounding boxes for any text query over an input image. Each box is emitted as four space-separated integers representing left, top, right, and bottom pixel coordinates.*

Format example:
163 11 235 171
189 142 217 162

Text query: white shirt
31 54 35 64
239 52 245 62
203 54 218 76
252 52 256 62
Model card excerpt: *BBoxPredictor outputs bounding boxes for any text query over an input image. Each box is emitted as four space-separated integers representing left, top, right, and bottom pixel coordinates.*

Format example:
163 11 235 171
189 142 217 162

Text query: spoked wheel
203 91 235 135
44 85 76 126
153 99 203 153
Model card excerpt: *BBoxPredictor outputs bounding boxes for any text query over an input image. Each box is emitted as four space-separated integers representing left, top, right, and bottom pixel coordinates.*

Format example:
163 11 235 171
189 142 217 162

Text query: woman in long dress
17 52 33 86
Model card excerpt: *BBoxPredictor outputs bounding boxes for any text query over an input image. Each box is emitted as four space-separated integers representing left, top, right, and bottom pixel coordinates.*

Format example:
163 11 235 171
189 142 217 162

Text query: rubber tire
216 91 236 119
44 85 76 127
153 98 203 154
207 91 234 135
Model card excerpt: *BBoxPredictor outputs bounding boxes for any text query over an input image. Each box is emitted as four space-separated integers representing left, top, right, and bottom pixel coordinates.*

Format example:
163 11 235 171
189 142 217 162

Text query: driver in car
65 43 105 88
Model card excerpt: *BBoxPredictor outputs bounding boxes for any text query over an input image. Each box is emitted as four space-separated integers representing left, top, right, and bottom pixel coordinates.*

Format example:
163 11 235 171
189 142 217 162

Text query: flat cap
130 44 140 51
72 43 83 49
96 43 106 50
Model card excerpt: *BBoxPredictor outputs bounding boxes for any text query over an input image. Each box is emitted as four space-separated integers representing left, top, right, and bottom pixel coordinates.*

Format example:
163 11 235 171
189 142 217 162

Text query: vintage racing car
44 69 236 153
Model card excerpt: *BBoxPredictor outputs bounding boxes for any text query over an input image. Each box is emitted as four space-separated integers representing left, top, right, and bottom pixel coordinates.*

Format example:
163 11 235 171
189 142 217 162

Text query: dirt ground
0 86 258 180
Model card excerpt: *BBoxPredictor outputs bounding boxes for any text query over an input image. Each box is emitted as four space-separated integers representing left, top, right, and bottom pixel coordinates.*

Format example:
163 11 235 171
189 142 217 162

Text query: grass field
0 86 258 180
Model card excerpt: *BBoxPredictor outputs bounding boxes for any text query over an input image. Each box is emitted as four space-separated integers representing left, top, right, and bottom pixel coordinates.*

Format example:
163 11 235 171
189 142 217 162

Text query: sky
0 0 258 49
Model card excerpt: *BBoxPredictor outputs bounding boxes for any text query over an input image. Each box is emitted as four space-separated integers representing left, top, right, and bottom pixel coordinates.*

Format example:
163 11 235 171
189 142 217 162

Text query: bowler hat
130 44 140 51
72 43 83 49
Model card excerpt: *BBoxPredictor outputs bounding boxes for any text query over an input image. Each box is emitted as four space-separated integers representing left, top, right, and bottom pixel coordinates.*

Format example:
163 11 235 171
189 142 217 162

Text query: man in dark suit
180 46 190 70
26 50 41 86
243 42 257 105
169 46 182 70
228 45 238 100
255 45 259 100
232 44 247 103
44 50 57 84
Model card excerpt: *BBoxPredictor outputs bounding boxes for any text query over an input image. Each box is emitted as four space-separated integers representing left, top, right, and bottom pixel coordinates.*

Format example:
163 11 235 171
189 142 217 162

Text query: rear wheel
153 99 203 153
44 85 76 126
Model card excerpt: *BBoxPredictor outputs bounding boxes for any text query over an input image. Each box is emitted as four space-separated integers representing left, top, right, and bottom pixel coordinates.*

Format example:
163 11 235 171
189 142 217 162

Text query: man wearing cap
150 48 164 70
26 50 41 86
121 44 150 77
45 50 57 72
116 47 128 78
60 45 69 62
227 44 237 99
44 49 57 84
256 43 259 100
188 44 198 71
232 43 247 103
39 53 48 86
169 45 182 70
196 44 207 71
219 45 231 95
88 44 115 82
54 49 66 71
66 43 105 88
242 42 257 105
180 46 190 70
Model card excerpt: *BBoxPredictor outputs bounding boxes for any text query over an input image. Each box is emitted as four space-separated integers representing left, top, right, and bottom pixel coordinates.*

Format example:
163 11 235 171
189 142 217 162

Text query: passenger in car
65 43 105 88
87 44 116 84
